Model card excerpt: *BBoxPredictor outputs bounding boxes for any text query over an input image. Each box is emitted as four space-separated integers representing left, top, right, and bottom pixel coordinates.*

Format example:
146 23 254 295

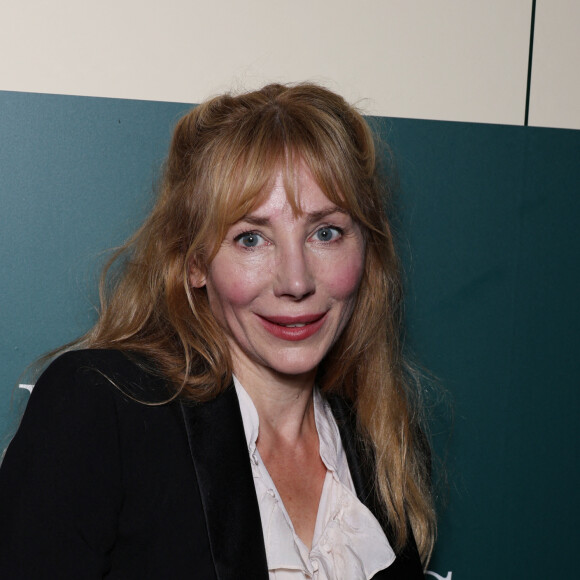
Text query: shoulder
42 348 135 375
11 349 176 456
3 349 186 490
33 348 172 406
0 351 198 576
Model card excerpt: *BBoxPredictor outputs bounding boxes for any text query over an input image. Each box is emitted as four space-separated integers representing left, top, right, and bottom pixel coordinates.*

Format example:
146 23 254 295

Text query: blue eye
314 226 341 242
235 232 263 248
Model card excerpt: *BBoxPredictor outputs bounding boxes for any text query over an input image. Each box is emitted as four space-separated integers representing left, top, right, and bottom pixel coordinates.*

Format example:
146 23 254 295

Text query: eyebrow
240 207 348 227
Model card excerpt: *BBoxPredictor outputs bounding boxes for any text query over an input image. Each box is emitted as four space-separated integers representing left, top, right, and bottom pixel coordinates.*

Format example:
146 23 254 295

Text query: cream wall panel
528 0 580 130
1 1 531 124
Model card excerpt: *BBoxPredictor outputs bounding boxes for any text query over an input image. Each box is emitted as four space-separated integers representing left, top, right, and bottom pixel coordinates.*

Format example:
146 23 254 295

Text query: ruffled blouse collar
233 377 396 579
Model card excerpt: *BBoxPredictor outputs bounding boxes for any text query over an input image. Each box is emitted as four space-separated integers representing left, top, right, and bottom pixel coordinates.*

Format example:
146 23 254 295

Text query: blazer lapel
180 386 269 580
328 396 424 580
327 395 375 505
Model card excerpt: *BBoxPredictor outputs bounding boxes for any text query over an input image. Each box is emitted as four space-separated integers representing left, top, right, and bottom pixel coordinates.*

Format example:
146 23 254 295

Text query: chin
266 351 325 379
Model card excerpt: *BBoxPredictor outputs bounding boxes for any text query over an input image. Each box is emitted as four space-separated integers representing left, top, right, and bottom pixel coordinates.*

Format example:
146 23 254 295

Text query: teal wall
382 118 580 576
1 91 579 578
0 91 190 432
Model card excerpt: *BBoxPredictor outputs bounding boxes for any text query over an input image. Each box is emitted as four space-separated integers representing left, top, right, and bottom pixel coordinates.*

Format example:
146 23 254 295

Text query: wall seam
524 0 537 126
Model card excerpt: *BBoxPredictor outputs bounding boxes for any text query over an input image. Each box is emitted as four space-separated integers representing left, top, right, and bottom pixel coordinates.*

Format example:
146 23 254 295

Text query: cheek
324 252 365 300
206 259 262 311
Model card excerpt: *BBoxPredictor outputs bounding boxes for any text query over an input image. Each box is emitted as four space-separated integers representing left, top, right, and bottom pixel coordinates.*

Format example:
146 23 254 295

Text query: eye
235 231 265 248
313 226 342 242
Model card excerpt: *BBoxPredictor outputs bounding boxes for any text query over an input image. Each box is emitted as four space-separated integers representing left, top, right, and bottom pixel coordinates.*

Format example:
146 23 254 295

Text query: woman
0 83 435 578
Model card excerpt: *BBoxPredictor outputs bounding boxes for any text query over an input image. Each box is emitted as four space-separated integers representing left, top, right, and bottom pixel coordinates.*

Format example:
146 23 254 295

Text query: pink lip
257 312 327 341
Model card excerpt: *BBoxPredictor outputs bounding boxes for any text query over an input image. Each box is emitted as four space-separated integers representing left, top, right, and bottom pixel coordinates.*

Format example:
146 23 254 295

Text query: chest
261 445 327 549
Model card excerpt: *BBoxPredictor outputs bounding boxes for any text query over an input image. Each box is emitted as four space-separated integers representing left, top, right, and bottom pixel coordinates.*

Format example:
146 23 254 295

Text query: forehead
205 162 355 262
247 165 346 220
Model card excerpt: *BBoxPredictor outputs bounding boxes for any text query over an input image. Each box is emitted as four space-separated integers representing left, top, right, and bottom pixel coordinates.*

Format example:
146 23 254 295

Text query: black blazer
0 349 423 579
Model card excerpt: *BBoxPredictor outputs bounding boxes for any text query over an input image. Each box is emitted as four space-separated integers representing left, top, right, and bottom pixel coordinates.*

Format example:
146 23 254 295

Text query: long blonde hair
83 82 435 563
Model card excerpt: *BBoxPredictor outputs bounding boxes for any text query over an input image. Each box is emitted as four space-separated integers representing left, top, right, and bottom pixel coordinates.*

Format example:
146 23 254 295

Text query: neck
233 361 317 444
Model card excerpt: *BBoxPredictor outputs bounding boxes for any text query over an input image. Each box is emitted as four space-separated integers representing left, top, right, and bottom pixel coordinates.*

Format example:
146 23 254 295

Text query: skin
190 166 365 549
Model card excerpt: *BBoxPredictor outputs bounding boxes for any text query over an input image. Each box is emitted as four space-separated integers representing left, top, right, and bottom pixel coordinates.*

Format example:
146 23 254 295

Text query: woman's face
191 166 365 387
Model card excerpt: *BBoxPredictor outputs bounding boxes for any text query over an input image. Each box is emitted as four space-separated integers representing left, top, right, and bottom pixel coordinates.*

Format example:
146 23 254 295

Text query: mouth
257 313 327 341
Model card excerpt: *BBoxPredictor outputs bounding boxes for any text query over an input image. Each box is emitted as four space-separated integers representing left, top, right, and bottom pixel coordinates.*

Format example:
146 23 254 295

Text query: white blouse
233 378 396 580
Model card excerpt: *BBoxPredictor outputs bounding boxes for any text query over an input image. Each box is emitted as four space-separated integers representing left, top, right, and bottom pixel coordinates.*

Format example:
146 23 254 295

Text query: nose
274 243 315 300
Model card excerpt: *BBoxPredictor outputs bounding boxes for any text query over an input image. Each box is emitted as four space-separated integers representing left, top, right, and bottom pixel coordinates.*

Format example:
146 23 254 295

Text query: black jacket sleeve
0 351 124 578
0 350 215 580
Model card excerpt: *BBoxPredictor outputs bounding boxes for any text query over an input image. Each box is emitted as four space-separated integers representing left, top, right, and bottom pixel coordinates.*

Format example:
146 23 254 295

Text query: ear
188 259 207 288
